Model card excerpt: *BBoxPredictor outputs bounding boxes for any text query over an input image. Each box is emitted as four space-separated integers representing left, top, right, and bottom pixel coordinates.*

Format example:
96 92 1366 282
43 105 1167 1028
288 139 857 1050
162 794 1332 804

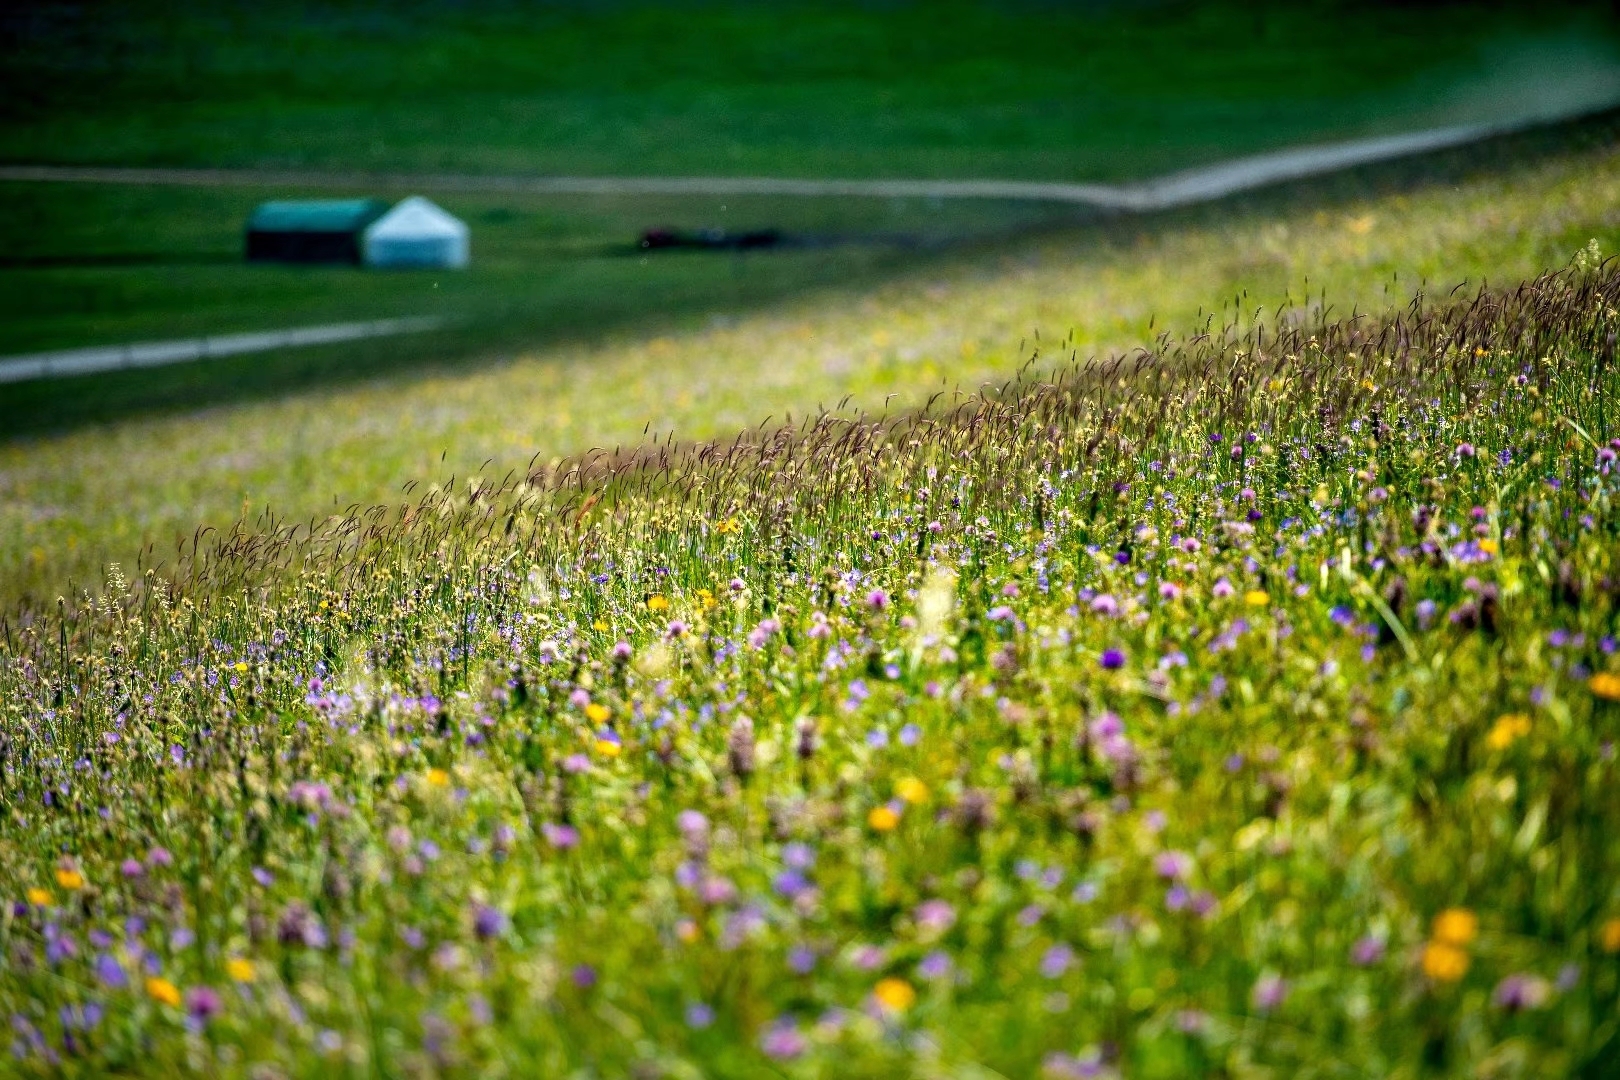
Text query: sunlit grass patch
1 264 1618 1075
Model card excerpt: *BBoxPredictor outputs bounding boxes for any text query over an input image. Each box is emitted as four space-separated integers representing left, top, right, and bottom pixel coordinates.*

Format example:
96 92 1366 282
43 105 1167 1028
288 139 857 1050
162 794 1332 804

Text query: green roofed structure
245 199 390 265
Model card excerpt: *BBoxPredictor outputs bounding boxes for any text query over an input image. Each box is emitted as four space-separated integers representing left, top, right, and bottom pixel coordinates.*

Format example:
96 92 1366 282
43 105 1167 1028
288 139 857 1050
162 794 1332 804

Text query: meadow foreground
2 266 1620 1077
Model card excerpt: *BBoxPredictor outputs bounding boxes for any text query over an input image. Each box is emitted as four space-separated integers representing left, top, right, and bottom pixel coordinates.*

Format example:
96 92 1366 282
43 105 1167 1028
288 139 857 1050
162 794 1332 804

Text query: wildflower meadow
3 264 1620 1076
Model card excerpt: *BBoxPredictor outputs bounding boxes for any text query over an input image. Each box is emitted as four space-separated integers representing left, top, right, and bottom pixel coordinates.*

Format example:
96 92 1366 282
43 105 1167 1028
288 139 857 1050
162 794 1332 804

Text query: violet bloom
1493 973 1552 1012
781 842 815 870
1099 648 1126 671
1154 851 1194 881
917 950 953 981
1090 593 1119 616
542 823 580 850
786 945 817 974
185 986 222 1024
610 641 633 662
1414 598 1437 630
1040 944 1074 978
1251 972 1288 1014
1350 936 1386 966
914 899 957 935
773 870 810 899
685 1002 715 1029
120 858 144 878
94 952 127 990
866 589 889 611
472 904 505 941
147 846 173 868
699 876 737 905
850 944 888 971
760 1019 807 1060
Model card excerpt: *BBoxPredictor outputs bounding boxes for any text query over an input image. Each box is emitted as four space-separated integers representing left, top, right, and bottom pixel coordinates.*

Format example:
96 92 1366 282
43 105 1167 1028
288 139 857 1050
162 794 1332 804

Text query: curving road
0 110 1610 211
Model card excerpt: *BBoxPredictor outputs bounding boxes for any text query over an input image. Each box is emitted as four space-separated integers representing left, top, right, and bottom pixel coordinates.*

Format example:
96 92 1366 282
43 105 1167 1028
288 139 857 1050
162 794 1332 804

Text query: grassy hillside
5 116 1620 612
2 265 1618 1076
6 1 1617 179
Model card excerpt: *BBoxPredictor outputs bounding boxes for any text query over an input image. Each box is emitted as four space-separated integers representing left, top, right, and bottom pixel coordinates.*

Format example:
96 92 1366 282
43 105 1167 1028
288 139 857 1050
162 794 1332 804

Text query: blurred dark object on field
640 227 784 252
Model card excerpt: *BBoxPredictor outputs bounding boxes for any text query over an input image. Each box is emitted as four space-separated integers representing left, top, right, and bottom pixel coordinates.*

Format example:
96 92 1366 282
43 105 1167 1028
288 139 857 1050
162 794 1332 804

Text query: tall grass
2 265 1619 1076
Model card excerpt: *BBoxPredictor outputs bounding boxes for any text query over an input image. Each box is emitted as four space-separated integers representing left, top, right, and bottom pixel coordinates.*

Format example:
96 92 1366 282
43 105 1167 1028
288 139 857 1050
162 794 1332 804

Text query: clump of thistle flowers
2 267 1620 1076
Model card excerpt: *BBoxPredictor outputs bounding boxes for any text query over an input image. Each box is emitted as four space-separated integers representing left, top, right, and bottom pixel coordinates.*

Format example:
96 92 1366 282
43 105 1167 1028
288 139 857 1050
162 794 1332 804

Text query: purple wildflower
1350 936 1386 966
1493 973 1552 1011
472 904 506 941
1251 972 1288 1013
185 987 222 1024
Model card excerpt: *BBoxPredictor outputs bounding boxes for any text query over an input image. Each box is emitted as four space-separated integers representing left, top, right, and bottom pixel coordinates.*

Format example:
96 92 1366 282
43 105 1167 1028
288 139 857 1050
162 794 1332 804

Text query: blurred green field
0 180 1077 362
8 1 1617 179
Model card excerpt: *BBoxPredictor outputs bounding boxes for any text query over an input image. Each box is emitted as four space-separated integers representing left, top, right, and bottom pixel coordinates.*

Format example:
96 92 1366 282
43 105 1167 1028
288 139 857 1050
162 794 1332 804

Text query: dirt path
0 111 1602 210
0 317 443 385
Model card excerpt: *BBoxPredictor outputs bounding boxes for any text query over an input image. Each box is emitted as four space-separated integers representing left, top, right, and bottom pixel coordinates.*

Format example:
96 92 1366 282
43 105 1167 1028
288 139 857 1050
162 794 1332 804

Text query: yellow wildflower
425 768 450 787
715 517 741 535
1478 538 1499 556
234 661 248 673
1421 942 1469 982
895 777 930 804
646 595 669 612
585 702 611 723
595 739 622 758
55 868 85 891
1432 908 1478 947
227 958 257 983
1590 673 1620 701
868 806 900 832
1485 714 1531 751
1599 918 1620 953
145 977 182 1007
1244 590 1270 607
873 977 917 1013
592 620 609 632
25 887 50 906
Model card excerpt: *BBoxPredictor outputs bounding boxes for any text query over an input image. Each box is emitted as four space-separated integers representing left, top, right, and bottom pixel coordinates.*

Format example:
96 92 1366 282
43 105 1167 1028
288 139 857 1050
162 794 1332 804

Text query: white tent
362 196 469 269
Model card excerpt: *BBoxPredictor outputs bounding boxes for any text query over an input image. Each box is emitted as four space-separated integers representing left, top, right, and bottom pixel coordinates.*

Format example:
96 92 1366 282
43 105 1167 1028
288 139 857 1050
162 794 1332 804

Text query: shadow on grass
2 106 1617 443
